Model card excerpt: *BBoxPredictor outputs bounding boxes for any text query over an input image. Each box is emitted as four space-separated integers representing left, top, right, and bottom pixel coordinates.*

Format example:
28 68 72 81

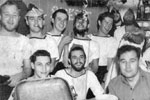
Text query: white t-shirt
0 34 32 75
47 32 63 46
55 69 104 100
69 38 100 67
90 35 118 66
29 34 59 59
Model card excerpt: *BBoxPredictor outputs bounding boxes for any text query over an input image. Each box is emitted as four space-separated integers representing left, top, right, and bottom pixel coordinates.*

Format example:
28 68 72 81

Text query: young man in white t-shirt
56 46 118 100
47 9 73 74
0 1 32 99
25 4 59 73
64 11 99 74
9 50 54 100
90 12 118 84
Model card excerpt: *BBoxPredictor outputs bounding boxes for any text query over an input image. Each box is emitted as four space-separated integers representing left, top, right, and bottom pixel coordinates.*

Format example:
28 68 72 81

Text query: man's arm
89 59 99 74
58 35 73 58
8 59 32 87
124 29 145 44
88 71 104 99
51 58 57 72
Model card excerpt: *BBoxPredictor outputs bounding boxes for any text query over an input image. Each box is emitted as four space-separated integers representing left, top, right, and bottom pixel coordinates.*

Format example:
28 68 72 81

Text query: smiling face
70 50 86 72
52 12 68 33
0 4 20 32
99 17 113 35
32 56 52 78
119 50 139 79
75 18 88 31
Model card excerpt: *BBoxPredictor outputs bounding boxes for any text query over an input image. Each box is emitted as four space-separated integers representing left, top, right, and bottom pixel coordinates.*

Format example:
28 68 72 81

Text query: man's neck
115 21 122 27
98 29 108 37
69 68 86 78
29 31 44 38
126 70 140 89
75 34 90 40
125 24 135 32
0 27 18 36
50 29 61 36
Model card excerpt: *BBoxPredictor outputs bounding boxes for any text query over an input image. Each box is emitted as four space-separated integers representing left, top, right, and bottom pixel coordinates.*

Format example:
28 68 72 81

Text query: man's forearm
22 67 32 79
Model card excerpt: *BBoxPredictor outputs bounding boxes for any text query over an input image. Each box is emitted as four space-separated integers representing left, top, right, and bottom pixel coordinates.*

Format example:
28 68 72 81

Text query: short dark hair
52 9 68 20
0 1 20 15
97 12 113 30
30 50 51 63
117 45 141 59
68 46 86 59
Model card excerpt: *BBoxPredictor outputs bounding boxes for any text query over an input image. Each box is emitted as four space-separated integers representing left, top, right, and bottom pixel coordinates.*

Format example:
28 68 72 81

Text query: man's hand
123 32 133 41
61 35 73 45
8 72 23 87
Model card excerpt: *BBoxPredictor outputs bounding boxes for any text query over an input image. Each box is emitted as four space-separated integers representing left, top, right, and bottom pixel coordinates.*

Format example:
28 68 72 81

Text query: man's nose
8 16 14 24
126 62 131 69
34 19 39 26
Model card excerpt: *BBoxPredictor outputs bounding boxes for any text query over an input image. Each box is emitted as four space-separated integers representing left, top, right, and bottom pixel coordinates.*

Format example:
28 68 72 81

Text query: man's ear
87 23 90 29
43 20 45 25
0 14 1 21
52 17 54 23
25 17 29 25
68 59 71 65
98 20 101 26
31 63 35 69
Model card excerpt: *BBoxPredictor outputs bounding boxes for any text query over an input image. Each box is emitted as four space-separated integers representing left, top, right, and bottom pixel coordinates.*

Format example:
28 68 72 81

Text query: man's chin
5 27 16 32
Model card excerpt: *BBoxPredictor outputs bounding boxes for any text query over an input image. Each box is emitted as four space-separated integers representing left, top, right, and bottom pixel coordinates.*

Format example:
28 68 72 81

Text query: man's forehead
56 12 67 18
2 5 19 13
119 51 138 59
28 15 43 18
71 50 84 56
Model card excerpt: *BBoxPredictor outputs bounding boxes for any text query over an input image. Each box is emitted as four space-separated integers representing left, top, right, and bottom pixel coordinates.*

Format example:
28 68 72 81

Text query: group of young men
1 0 150 100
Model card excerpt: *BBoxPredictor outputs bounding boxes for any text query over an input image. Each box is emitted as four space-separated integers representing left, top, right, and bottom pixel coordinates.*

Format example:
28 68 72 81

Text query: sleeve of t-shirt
22 38 32 60
88 71 104 99
143 48 150 61
90 41 100 60
108 39 118 58
47 36 59 60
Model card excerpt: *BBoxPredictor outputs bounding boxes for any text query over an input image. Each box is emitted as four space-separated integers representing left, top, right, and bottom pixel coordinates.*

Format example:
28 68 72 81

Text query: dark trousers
0 84 13 100
96 66 108 84
51 62 65 75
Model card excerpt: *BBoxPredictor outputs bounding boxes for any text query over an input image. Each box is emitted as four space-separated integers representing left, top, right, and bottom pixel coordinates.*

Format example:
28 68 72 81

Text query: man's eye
38 17 43 20
37 63 42 66
121 61 126 64
131 59 136 62
29 17 34 20
46 62 51 66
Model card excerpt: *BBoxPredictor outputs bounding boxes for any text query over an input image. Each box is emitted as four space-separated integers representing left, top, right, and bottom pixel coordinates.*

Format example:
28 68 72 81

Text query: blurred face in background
123 9 135 25
74 17 89 36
